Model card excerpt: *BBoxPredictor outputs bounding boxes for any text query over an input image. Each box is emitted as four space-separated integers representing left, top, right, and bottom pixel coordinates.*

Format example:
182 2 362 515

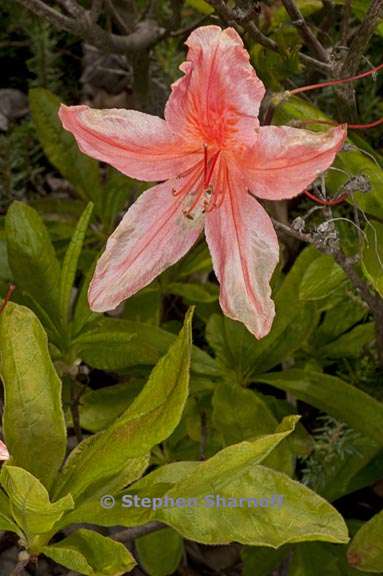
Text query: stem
341 0 383 77
113 522 166 542
290 61 383 95
281 0 329 62
0 284 16 316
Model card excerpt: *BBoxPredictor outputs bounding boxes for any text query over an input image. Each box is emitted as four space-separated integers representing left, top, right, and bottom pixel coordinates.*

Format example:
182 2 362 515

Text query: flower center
171 145 226 220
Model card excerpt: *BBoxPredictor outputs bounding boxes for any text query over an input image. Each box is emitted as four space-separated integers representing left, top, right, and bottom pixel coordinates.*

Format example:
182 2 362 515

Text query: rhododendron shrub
59 26 346 338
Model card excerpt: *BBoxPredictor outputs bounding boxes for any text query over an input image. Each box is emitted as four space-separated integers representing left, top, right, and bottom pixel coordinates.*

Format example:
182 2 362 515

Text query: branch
56 0 83 17
340 0 352 45
280 0 330 62
341 0 383 76
15 0 166 54
205 0 331 73
113 522 165 542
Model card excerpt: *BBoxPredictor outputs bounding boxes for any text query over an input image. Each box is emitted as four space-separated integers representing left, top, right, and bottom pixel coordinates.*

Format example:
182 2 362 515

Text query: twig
90 0 104 23
105 0 131 34
56 0 83 17
113 521 166 542
15 0 165 55
340 0 352 45
341 0 383 76
205 0 331 73
281 0 330 62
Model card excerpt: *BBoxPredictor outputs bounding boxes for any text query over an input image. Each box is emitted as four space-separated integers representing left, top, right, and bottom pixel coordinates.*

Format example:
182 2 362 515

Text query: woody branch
14 0 166 55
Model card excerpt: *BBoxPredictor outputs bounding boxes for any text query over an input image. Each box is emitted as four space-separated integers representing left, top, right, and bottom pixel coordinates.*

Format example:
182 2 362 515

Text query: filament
290 62 383 96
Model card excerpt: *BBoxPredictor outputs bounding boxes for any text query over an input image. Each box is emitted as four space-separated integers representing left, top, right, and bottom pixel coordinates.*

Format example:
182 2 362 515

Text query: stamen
183 184 207 217
304 188 347 206
293 118 383 130
204 151 220 187
203 143 208 186
290 62 383 96
172 163 203 198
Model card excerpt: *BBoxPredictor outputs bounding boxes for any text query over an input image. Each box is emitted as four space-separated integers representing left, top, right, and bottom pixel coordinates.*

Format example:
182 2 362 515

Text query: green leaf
1 466 73 536
122 286 161 325
43 529 136 576
290 541 367 576
319 436 380 503
5 201 61 325
29 88 103 208
185 0 214 14
54 309 194 500
0 230 12 281
212 381 294 475
174 243 212 277
154 417 348 546
299 254 346 300
72 254 99 336
257 370 383 446
348 511 383 573
78 380 143 433
158 464 348 546
336 148 383 220
60 202 94 327
241 545 288 576
58 455 149 528
0 489 22 535
136 528 183 576
167 282 219 303
73 316 218 376
318 323 375 358
362 220 383 297
0 303 67 489
311 296 367 347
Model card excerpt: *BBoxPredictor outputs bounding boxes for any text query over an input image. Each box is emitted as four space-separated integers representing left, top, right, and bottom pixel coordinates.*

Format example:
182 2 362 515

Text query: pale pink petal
205 162 279 339
165 25 265 148
0 440 9 461
89 175 205 311
59 105 199 181
240 124 347 200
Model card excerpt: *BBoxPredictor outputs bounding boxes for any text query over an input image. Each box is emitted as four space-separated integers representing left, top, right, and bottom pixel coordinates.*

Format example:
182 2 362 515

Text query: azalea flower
59 25 346 338
0 440 9 461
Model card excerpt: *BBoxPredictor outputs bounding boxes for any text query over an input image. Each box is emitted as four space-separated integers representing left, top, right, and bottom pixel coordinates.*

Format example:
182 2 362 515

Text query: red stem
0 284 16 315
290 61 383 95
304 189 348 205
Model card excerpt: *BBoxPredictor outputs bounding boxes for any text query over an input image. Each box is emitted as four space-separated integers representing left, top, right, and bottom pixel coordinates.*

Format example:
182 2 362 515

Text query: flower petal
59 105 199 181
165 25 265 147
0 440 9 461
205 163 278 339
89 176 204 312
240 124 347 200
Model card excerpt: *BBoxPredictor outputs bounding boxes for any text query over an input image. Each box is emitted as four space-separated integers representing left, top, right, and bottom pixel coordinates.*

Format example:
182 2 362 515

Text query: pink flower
0 440 9 461
59 25 346 338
